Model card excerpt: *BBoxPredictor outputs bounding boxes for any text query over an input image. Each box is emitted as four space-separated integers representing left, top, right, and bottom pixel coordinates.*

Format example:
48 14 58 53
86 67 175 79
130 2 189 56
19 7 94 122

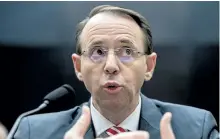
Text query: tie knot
106 126 128 136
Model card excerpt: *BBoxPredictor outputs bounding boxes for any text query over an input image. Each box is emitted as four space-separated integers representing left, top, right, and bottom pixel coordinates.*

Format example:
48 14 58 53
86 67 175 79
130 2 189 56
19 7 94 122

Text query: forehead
80 13 144 48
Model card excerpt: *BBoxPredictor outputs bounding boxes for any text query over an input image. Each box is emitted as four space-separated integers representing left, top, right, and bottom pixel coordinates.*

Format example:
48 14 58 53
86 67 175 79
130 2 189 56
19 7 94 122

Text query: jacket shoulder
14 105 83 139
152 99 218 138
153 99 209 117
27 106 79 124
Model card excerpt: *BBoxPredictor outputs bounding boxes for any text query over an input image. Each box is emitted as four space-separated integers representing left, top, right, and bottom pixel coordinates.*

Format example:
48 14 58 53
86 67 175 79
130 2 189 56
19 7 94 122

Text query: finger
64 106 91 138
160 112 175 139
106 131 149 139
0 123 7 139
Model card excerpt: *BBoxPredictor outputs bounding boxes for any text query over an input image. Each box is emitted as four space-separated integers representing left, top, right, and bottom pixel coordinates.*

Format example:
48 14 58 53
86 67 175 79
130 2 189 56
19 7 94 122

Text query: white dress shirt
90 95 142 137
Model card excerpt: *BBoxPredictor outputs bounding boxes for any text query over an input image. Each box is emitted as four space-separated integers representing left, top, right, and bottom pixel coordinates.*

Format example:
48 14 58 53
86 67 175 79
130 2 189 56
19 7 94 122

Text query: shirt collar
90 95 141 136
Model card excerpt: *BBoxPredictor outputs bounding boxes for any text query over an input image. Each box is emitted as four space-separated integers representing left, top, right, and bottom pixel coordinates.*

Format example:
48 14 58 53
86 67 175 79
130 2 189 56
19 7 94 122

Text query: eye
96 49 104 55
120 47 133 56
125 48 132 55
117 47 134 63
90 47 105 56
89 47 106 62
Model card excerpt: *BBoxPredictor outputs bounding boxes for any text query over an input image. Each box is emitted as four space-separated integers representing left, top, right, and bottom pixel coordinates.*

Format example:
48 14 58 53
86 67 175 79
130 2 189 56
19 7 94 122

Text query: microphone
7 84 75 139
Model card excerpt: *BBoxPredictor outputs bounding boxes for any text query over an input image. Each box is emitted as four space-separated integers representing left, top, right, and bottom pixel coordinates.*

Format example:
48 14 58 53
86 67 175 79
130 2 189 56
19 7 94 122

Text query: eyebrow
119 39 133 44
91 40 104 45
90 39 134 46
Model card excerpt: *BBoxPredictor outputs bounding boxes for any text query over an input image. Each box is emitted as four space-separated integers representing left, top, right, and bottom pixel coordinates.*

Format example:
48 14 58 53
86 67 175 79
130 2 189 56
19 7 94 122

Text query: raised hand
160 112 175 139
64 106 149 139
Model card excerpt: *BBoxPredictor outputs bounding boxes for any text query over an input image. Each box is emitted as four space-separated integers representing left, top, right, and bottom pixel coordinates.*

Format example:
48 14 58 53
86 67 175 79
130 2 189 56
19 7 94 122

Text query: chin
100 98 128 110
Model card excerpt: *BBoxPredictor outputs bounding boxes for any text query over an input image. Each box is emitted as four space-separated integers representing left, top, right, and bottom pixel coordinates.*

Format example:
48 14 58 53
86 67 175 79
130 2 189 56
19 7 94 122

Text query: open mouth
107 85 118 90
103 82 122 93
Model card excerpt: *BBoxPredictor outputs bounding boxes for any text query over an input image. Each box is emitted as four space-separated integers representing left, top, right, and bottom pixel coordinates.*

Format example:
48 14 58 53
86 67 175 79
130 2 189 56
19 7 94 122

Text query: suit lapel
69 95 163 139
139 94 162 139
84 126 95 139
83 100 96 139
68 101 96 139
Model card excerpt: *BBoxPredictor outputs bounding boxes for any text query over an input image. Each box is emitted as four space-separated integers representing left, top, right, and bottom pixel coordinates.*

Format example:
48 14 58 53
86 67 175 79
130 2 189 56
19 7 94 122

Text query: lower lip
103 87 122 94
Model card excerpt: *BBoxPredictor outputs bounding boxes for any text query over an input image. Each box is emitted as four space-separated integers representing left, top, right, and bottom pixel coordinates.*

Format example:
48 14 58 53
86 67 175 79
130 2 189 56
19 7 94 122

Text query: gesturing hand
64 106 149 139
64 106 176 139
0 123 7 139
160 112 175 139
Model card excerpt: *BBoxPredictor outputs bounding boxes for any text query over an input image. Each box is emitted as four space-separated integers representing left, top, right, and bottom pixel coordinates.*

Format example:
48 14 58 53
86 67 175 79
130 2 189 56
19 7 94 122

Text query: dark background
0 1 219 131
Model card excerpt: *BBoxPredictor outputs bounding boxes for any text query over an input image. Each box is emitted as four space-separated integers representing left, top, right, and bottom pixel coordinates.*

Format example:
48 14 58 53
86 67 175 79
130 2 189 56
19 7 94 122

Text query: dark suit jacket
14 94 218 139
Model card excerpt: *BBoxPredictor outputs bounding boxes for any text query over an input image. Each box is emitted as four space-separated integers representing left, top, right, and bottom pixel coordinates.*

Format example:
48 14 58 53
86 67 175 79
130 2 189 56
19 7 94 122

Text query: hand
160 112 175 139
0 123 7 139
64 106 149 139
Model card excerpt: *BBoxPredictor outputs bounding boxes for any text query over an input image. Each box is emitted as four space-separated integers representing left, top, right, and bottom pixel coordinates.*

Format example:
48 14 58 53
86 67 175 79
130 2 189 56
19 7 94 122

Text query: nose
104 52 119 75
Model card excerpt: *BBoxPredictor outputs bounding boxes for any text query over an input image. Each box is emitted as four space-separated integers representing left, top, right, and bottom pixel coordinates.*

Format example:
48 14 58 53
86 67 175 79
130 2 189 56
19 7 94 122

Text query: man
13 5 218 139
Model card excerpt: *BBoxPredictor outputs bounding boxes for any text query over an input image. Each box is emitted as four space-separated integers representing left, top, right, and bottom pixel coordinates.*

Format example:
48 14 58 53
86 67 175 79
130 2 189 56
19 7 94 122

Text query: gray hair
75 5 153 55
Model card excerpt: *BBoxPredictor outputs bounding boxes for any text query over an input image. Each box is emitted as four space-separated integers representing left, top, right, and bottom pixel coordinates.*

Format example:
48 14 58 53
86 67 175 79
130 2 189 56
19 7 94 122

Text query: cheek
81 61 102 93
123 61 146 90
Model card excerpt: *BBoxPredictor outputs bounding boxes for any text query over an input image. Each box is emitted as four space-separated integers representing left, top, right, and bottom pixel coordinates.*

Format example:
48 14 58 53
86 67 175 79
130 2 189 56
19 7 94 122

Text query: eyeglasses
80 46 147 63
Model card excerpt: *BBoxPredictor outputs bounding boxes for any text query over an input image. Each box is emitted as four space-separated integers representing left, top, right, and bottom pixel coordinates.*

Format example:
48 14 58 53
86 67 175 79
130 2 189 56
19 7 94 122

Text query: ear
145 52 157 81
72 53 83 81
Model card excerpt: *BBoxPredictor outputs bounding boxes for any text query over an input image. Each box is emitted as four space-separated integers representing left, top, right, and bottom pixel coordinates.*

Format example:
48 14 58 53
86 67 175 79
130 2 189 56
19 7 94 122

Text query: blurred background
0 1 219 131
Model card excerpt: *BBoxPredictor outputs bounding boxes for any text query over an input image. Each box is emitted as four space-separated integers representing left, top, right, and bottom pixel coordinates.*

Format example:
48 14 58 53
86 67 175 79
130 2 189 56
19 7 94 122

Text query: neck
92 95 139 125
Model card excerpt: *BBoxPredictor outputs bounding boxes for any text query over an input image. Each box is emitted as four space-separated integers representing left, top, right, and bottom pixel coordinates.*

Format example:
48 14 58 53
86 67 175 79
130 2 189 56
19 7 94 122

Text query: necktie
106 126 128 136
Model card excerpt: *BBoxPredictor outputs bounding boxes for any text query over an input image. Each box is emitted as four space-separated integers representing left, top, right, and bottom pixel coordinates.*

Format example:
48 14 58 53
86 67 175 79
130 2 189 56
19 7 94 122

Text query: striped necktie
106 126 129 136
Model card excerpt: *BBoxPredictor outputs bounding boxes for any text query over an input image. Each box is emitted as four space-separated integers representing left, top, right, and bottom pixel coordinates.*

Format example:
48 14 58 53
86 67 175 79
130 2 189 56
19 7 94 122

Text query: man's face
72 13 157 111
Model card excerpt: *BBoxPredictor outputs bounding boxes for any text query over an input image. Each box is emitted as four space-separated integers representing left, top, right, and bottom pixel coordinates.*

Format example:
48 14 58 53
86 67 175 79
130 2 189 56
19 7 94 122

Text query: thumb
160 112 175 139
0 123 7 139
64 106 91 138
